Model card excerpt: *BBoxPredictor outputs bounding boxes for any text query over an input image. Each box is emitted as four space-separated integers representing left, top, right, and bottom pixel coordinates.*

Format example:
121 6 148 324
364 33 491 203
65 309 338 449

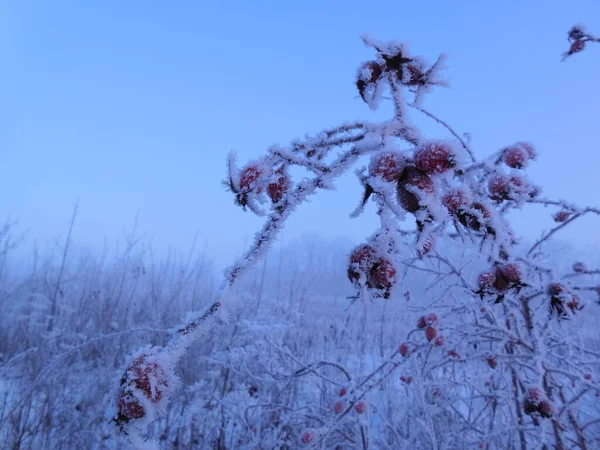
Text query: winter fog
2 2 600 449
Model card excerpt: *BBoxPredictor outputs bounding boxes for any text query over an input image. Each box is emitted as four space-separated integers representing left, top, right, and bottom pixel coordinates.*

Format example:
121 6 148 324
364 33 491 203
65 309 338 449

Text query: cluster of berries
547 282 583 319
347 244 398 299
523 386 555 419
477 262 527 303
356 43 436 105
227 160 291 211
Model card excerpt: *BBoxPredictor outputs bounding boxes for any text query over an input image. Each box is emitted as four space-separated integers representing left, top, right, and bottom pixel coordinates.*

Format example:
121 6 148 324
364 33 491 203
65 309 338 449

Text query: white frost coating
105 32 600 450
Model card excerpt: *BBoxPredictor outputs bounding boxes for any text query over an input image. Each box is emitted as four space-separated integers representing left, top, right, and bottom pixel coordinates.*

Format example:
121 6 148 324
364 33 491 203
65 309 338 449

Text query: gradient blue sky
2 1 599 270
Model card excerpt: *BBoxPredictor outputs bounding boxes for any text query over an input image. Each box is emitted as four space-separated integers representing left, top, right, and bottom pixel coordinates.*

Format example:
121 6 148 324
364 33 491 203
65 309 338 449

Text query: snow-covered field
1 231 599 449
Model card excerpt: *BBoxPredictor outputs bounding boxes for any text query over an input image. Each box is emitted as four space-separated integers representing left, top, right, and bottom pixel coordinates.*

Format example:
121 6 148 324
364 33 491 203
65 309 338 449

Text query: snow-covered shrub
102 26 600 449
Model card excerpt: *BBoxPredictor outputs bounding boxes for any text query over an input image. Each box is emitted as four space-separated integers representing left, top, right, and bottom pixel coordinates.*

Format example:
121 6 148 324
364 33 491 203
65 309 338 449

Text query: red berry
488 174 531 202
128 355 168 403
487 357 498 369
573 262 587 273
369 152 405 182
334 400 345 414
348 245 378 283
503 146 528 169
570 39 586 54
425 326 437 342
523 400 536 416
448 349 460 358
355 401 367 414
411 172 436 193
368 257 398 293
432 387 441 397
117 394 146 420
399 342 410 357
538 400 555 418
359 61 383 84
584 374 592 381
567 295 581 312
492 267 510 293
400 375 414 384
406 65 424 85
301 431 316 444
443 188 470 214
339 387 347 397
501 262 523 283
117 352 170 423
526 386 544 404
480 307 487 313
509 175 537 199
267 166 290 204
397 166 435 213
414 141 457 174
516 141 536 159
349 245 398 298
434 335 445 346
524 390 554 418
458 202 494 233
425 313 440 327
553 210 571 223
509 175 525 189
478 270 497 291
239 164 266 193
548 282 568 297
357 61 383 102
350 244 377 269
488 174 511 200
417 313 439 329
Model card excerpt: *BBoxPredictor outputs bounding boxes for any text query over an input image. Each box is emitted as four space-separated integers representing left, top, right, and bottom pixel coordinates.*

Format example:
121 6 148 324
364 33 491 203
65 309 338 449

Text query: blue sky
1 1 599 270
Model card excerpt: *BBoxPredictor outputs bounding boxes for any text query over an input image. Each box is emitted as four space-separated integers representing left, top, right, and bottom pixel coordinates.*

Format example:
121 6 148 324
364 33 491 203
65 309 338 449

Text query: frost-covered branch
562 24 599 61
